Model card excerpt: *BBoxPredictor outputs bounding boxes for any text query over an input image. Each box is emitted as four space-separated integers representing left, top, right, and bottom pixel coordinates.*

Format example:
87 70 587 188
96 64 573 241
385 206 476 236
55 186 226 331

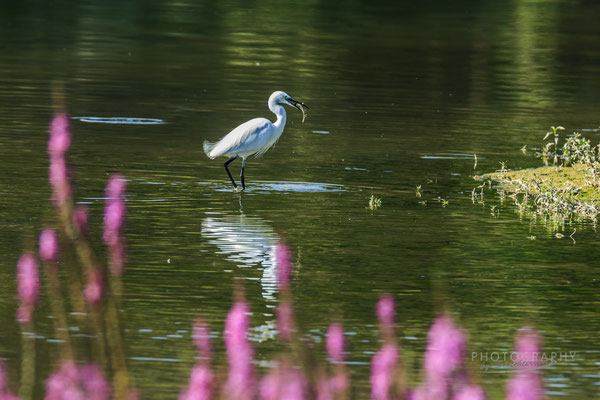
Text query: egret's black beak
286 97 308 111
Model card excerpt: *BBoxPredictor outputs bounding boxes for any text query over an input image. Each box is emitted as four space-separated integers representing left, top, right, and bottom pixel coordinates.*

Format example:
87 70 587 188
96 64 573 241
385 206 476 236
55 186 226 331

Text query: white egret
203 91 308 190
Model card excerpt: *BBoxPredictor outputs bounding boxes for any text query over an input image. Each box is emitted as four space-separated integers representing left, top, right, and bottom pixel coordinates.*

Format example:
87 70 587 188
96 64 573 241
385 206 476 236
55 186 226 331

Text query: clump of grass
478 125 600 229
367 194 382 210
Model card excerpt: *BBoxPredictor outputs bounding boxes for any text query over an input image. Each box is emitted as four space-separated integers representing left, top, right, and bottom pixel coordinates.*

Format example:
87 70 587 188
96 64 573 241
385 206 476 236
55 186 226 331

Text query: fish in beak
286 97 309 123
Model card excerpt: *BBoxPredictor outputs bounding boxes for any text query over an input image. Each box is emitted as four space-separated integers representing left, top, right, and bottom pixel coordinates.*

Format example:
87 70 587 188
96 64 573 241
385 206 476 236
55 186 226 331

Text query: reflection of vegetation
479 126 600 229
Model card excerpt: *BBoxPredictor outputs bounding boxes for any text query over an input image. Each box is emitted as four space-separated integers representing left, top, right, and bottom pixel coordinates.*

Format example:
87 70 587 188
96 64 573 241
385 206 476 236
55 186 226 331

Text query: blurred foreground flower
45 361 111 400
16 253 40 324
506 329 543 400
103 174 127 275
224 300 256 400
275 243 292 290
39 229 60 263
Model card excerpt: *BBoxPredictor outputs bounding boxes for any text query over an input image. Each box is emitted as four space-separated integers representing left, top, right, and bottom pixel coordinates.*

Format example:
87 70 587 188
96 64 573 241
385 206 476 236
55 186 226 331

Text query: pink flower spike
277 302 294 340
179 364 214 400
506 369 543 400
275 243 292 290
513 328 541 370
16 305 33 324
17 254 39 306
39 229 60 263
103 200 126 243
370 343 399 400
224 300 256 400
84 268 104 305
45 361 111 400
79 364 111 400
73 205 90 235
45 361 78 400
279 367 308 400
316 378 333 400
105 174 127 199
259 371 279 400
326 323 345 363
192 319 212 360
453 384 487 400
424 315 467 381
376 295 395 332
48 114 71 156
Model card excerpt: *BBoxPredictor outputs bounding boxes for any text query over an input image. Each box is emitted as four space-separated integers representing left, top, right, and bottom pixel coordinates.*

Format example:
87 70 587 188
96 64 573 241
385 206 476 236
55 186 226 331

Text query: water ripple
73 117 165 125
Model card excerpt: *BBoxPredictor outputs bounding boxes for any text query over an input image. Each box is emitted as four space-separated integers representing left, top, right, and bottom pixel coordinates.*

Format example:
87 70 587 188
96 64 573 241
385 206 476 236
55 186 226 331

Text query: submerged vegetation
477 126 600 228
3 114 550 399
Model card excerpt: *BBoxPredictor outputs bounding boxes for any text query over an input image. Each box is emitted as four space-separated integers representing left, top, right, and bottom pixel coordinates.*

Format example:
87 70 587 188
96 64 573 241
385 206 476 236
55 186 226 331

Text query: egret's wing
209 118 274 158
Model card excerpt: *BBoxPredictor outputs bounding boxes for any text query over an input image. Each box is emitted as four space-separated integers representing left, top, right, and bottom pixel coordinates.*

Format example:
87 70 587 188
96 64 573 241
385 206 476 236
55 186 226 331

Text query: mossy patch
474 163 600 228
479 163 600 204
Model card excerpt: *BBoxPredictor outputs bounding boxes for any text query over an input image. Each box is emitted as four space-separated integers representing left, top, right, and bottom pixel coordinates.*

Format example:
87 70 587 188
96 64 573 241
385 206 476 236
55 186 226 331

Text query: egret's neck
269 103 287 134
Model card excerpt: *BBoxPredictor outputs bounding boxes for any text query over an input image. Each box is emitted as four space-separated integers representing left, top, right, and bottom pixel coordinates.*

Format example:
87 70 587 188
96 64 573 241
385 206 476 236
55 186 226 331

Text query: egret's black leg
224 155 239 189
240 157 246 190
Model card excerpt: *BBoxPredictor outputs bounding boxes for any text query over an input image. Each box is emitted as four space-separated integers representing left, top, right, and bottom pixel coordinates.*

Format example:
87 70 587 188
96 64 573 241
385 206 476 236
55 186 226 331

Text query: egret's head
269 91 309 122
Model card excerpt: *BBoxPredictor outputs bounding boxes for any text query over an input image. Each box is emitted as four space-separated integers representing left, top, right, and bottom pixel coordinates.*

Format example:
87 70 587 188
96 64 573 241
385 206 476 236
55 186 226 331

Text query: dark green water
1 1 599 398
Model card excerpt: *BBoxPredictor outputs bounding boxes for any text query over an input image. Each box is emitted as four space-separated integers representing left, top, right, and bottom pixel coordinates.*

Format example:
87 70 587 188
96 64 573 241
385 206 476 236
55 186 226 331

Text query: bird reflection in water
201 210 281 341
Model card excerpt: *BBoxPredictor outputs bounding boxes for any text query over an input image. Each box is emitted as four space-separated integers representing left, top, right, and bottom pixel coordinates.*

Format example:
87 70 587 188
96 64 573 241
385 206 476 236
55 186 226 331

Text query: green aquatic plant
368 194 382 210
479 125 600 230
542 125 565 166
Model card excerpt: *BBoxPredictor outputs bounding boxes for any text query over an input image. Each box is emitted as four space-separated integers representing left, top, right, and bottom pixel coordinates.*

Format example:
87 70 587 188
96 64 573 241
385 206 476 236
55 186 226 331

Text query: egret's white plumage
203 91 308 190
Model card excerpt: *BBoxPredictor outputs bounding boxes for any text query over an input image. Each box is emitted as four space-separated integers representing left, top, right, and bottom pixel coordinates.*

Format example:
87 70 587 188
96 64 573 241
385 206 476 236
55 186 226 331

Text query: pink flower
424 316 467 382
315 378 334 400
179 364 214 400
513 329 541 370
224 301 256 399
376 295 395 334
73 206 89 235
276 243 292 290
45 361 111 400
277 302 294 340
48 114 71 156
103 200 126 245
84 268 104 305
453 384 486 400
17 253 39 306
103 174 128 275
192 319 212 359
260 371 279 400
370 343 399 400
506 370 543 400
279 368 307 400
105 174 126 199
506 329 543 400
79 364 111 400
259 363 307 400
39 229 59 263
329 372 349 394
326 323 345 363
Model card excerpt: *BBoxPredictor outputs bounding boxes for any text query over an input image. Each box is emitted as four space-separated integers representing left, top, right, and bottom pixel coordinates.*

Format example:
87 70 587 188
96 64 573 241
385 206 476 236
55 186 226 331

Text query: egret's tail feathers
203 140 217 159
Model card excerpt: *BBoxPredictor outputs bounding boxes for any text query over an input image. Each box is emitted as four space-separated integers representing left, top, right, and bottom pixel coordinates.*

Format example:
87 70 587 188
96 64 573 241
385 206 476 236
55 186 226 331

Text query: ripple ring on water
73 117 165 125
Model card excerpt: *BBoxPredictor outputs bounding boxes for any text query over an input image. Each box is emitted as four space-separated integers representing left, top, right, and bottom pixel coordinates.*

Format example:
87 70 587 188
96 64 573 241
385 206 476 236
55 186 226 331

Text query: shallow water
1 0 600 398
